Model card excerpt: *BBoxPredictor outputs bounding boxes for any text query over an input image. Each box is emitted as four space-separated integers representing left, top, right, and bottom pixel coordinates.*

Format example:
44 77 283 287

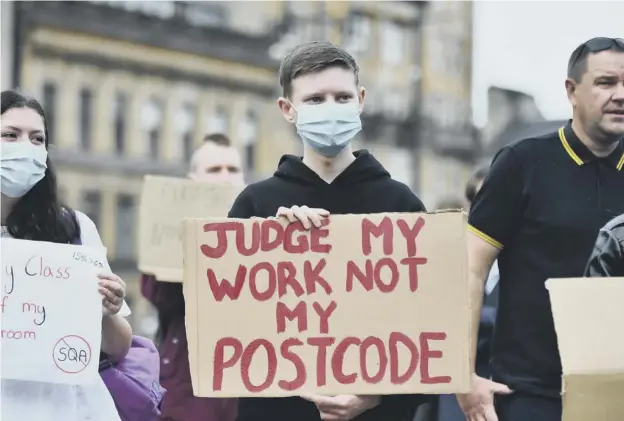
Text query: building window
384 90 409 120
42 82 57 144
428 94 462 130
113 92 128 155
243 109 259 172
79 88 93 151
184 3 228 27
207 105 229 135
177 102 196 162
115 194 135 259
446 43 465 81
343 13 372 55
138 1 175 19
141 98 164 160
81 190 102 229
380 20 405 65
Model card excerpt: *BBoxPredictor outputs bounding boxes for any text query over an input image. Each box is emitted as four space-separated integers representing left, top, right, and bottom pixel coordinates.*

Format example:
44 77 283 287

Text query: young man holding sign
141 134 244 421
228 42 429 421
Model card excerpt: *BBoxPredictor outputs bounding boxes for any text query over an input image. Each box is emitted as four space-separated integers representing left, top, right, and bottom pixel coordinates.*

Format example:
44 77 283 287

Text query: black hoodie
229 150 426 219
228 150 430 421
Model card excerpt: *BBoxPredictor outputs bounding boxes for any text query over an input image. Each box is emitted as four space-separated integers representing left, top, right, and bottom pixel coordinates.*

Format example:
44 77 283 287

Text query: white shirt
485 260 500 295
1 211 131 421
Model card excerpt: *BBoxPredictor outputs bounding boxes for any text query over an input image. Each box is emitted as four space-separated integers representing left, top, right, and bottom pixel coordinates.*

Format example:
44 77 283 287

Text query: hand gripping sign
1 238 104 385
182 211 472 398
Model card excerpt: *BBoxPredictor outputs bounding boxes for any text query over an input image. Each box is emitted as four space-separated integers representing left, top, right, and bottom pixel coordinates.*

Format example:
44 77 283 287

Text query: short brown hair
278 41 359 98
567 37 624 82
203 133 231 147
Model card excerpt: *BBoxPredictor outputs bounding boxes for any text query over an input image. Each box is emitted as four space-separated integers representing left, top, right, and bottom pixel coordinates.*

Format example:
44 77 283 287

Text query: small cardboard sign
138 175 243 282
183 211 471 397
1 238 105 385
547 277 624 421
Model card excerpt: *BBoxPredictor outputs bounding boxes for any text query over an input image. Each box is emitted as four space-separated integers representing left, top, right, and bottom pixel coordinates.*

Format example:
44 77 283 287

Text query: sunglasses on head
569 37 624 72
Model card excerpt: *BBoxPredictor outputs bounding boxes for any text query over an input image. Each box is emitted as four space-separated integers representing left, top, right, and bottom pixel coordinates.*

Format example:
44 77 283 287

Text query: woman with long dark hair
1 90 133 420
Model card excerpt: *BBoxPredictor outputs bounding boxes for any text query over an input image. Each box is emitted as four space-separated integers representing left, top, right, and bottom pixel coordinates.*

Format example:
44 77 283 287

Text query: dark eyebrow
301 92 325 101
3 125 44 135
594 75 618 82
302 91 355 101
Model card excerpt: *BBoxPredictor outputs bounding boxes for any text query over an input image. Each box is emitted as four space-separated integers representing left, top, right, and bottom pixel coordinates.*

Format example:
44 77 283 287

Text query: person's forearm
469 270 485 371
465 233 498 373
101 314 132 363
140 274 185 313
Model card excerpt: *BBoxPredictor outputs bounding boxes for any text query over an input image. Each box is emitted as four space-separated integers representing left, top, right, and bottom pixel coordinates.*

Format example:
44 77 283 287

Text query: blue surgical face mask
294 102 362 157
1 141 48 198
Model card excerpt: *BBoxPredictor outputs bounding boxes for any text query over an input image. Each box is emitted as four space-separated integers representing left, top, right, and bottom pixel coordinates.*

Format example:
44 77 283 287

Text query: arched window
115 194 135 259
79 87 93 151
113 92 128 155
242 109 259 172
177 102 196 162
207 105 229 135
41 82 57 143
141 98 164 160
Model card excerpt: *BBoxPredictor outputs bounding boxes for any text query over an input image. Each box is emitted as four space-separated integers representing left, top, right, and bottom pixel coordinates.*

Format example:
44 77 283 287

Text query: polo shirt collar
559 120 624 170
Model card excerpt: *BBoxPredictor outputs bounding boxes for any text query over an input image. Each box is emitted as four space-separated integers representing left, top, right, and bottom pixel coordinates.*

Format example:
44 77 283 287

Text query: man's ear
277 97 296 123
358 86 366 114
565 78 578 107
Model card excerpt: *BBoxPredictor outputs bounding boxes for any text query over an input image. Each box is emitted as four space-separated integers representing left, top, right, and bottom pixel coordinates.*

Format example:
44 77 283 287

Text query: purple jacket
141 274 238 421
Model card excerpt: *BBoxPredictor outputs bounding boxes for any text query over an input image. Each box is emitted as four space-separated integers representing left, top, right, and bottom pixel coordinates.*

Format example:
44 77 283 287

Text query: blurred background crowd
0 0 618 339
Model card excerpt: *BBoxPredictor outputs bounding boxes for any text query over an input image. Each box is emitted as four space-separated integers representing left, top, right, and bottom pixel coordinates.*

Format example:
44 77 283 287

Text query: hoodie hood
273 149 390 187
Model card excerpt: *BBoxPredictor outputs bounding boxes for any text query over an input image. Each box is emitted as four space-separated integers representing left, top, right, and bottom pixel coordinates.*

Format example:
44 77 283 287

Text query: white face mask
1 141 48 198
294 102 362 157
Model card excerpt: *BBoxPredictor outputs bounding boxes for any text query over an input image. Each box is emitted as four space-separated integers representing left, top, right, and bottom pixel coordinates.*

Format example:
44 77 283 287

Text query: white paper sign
1 238 105 385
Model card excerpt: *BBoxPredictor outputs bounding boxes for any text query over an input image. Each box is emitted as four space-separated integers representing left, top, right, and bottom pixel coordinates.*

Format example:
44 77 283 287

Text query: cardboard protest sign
183 211 471 397
546 277 624 421
138 175 243 282
1 238 105 385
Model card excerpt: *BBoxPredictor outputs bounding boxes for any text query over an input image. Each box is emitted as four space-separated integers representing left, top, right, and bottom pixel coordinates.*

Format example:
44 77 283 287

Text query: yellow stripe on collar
558 127 584 166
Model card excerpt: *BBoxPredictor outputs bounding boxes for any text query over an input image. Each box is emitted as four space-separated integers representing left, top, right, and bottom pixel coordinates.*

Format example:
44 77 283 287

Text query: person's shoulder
229 177 284 218
505 129 562 159
73 210 97 230
233 177 282 205
602 214 624 239
381 178 415 194
241 176 281 195
73 210 102 246
381 179 427 212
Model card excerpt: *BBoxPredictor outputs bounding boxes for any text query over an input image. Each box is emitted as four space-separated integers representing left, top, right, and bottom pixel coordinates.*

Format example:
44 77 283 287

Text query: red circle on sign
53 335 93 374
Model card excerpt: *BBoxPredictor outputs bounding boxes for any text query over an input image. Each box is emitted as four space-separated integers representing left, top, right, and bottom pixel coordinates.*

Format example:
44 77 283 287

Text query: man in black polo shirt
456 37 624 421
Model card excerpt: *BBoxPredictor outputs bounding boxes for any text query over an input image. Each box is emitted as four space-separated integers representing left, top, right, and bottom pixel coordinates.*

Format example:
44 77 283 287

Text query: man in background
188 133 244 184
141 133 244 421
